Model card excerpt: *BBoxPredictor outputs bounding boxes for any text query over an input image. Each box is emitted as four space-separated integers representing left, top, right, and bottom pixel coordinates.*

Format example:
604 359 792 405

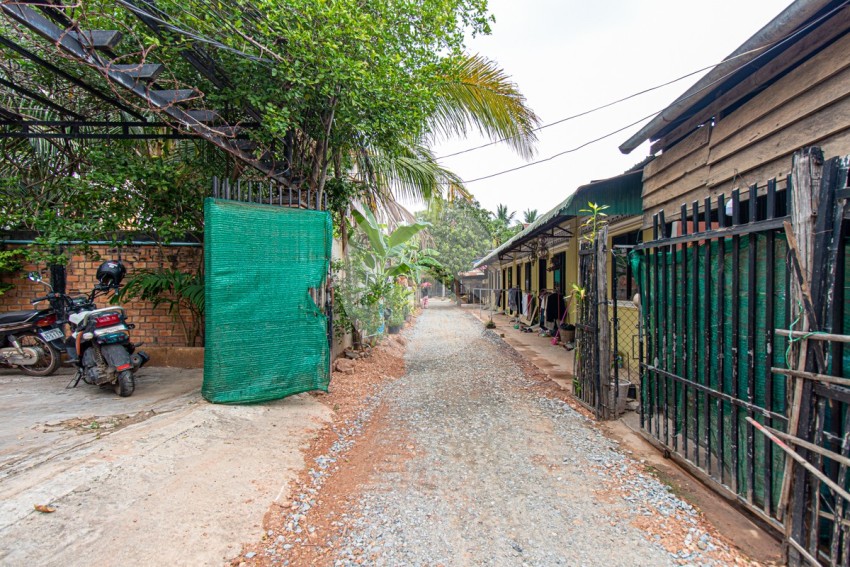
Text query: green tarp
202 198 332 404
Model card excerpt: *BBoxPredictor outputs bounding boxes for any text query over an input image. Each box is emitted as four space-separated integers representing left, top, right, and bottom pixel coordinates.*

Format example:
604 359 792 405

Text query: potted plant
386 282 411 334
387 309 405 334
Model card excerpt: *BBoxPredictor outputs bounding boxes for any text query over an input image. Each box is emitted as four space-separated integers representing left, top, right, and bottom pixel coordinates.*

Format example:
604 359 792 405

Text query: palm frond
429 53 541 160
364 142 467 206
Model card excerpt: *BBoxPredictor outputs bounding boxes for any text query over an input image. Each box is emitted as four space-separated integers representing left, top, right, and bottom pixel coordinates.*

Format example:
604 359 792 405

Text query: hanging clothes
521 293 529 316
508 287 519 312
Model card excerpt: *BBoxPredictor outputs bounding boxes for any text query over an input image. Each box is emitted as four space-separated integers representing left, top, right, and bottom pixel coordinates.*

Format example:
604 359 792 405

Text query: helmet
96 260 126 287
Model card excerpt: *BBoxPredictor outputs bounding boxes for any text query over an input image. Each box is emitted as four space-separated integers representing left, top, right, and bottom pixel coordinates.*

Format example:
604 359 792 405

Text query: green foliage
114 268 205 347
419 197 493 283
579 202 609 243
522 209 538 224
336 211 434 344
386 284 412 326
351 208 430 283
0 248 24 296
0 138 219 263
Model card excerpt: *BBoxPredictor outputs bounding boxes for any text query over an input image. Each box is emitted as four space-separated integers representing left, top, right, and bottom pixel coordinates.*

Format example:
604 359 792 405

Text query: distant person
421 286 429 309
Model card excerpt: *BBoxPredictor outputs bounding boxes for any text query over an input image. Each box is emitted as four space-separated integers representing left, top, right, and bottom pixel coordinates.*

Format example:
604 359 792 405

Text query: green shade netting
202 198 332 404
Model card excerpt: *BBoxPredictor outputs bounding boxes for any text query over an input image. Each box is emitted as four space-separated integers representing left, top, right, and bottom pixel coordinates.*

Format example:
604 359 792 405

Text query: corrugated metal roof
473 169 643 268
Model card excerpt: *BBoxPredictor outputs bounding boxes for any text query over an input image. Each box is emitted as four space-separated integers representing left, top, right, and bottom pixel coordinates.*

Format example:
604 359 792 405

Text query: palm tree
495 204 516 227
523 209 539 224
339 53 540 224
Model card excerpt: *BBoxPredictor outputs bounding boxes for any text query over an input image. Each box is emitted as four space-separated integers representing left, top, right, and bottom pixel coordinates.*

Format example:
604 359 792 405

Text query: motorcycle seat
0 309 49 326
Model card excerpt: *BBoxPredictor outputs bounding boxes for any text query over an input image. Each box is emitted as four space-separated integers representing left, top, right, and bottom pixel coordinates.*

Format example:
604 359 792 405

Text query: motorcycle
32 261 149 396
0 274 66 376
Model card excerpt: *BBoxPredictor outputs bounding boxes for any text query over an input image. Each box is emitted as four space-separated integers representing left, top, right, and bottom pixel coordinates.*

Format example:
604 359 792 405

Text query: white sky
430 0 793 220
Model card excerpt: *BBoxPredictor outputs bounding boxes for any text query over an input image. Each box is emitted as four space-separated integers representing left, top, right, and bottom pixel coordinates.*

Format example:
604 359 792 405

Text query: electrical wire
458 0 850 184
461 112 656 184
438 61 723 160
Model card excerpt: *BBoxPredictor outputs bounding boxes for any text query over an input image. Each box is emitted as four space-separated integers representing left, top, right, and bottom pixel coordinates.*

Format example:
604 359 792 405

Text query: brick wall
0 244 203 347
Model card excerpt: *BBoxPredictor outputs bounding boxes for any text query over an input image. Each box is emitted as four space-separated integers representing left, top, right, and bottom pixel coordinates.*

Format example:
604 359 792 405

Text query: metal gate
611 246 640 416
203 177 333 404
634 148 850 565
575 226 613 418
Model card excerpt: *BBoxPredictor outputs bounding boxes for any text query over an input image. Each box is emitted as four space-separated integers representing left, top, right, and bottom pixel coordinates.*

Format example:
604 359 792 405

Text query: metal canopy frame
0 1 289 181
497 221 573 262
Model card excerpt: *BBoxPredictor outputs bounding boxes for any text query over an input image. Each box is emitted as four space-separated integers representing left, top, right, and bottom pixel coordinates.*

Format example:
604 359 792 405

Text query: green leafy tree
419 197 494 301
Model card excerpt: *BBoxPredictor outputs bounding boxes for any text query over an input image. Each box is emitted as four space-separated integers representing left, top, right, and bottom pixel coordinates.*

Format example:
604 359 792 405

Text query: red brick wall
0 244 204 347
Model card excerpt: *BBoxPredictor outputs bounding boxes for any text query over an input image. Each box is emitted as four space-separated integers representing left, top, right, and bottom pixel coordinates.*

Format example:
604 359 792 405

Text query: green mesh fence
202 198 332 404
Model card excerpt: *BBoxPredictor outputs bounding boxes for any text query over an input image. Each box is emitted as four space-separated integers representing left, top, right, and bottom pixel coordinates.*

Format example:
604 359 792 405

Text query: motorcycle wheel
17 333 61 377
115 370 135 397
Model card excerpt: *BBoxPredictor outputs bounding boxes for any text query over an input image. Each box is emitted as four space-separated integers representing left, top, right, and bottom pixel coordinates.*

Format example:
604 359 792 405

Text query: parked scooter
0 279 64 375
64 261 149 397
31 261 149 396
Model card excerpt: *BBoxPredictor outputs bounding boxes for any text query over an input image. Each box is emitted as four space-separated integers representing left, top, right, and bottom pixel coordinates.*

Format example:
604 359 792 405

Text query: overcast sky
430 0 793 220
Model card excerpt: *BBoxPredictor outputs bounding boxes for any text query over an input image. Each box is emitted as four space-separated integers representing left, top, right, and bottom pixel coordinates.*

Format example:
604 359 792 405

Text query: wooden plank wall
642 18 850 225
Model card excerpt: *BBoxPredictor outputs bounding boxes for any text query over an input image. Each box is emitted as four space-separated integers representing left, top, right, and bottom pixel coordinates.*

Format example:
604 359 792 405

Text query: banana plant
351 208 431 284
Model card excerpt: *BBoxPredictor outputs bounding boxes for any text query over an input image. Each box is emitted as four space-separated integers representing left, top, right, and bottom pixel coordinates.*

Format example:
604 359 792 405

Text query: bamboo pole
771 367 850 388
748 417 850 503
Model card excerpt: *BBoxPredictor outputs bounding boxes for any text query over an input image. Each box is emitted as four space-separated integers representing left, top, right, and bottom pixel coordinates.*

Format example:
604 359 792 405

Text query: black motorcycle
28 261 149 396
63 261 149 397
0 274 66 376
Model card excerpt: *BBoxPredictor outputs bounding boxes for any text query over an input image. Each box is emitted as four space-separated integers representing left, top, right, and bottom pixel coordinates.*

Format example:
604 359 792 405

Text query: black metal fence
212 176 327 210
575 243 601 415
636 177 792 528
635 150 850 565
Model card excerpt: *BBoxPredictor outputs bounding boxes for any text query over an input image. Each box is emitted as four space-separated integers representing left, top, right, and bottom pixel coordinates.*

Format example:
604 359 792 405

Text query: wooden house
620 0 850 225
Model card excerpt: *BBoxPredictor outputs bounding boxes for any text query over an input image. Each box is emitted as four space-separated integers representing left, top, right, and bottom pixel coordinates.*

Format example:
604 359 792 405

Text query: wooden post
779 148 823 527
596 225 611 419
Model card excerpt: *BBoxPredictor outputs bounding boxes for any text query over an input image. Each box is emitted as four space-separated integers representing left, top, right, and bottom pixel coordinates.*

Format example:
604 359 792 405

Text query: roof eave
618 0 835 154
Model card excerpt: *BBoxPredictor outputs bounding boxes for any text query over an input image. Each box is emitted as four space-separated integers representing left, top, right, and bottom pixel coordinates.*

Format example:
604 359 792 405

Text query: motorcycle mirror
27 271 42 282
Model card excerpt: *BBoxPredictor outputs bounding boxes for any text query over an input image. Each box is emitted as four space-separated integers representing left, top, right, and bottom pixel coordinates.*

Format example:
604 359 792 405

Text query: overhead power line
458 0 850 184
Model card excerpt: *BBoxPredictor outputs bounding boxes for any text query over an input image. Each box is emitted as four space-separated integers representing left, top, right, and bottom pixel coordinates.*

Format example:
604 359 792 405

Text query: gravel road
319 301 734 566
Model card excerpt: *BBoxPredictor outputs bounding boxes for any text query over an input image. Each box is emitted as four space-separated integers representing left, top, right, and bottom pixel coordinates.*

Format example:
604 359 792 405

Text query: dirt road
252 301 756 566
0 367 330 566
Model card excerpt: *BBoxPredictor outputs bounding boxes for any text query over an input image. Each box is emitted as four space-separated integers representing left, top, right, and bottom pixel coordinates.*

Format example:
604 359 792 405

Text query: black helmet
96 260 126 287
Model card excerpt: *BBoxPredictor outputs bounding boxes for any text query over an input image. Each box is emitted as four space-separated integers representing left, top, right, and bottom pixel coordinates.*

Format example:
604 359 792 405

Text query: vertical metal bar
237 179 242 202
653 213 660 439
640 246 646 430
213 176 219 199
324 192 328 211
298 188 303 208
659 210 669 446
248 181 253 203
808 398 828 556
613 250 620 416
679 204 688 457
692 201 700 469
703 196 713 477
746 184 758 506
731 188 741 493
829 423 850 565
278 185 283 206
764 178 777 516
717 194 727 486
288 187 293 207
